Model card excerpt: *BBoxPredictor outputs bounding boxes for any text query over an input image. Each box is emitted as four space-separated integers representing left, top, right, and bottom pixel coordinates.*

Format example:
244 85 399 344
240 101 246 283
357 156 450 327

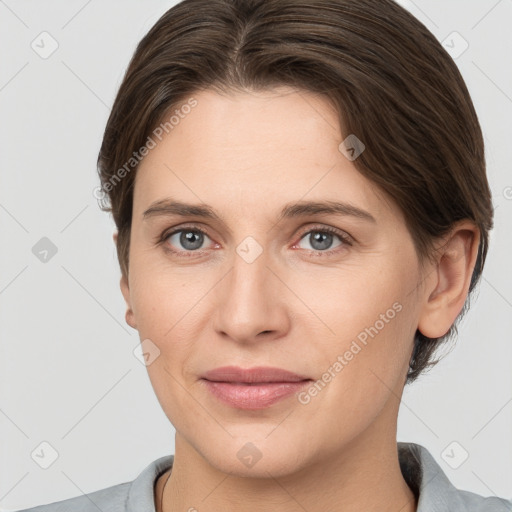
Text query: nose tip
212 254 290 345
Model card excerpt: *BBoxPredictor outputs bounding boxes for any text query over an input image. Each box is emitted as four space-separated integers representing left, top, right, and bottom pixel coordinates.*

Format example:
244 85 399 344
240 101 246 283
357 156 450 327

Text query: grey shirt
14 442 511 511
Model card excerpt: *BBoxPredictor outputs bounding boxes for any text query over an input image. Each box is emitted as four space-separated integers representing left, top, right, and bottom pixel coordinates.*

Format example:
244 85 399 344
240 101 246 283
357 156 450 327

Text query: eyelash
158 224 353 258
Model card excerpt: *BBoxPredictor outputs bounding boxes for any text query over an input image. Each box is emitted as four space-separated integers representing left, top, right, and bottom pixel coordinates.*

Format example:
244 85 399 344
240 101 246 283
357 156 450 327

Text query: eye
294 226 352 253
163 227 213 253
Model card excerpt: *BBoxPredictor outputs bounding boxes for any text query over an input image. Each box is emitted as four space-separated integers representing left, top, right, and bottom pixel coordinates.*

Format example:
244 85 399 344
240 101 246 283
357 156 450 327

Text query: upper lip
202 366 311 383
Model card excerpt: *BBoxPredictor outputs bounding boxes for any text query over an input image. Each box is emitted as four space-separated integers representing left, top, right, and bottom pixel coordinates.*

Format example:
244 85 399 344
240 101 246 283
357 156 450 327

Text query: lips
200 366 312 409
201 366 311 384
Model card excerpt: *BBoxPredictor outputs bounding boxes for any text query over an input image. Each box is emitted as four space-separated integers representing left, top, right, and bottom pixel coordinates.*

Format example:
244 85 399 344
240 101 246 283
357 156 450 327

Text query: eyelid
293 223 354 247
158 223 212 241
159 223 215 248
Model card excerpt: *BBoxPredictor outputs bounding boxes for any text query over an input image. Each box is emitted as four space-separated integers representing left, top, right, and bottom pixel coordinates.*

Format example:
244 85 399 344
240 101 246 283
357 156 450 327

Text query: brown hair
97 0 494 383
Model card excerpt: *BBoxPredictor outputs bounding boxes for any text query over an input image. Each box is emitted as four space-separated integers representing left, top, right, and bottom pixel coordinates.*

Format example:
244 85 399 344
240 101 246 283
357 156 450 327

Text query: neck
160 424 417 512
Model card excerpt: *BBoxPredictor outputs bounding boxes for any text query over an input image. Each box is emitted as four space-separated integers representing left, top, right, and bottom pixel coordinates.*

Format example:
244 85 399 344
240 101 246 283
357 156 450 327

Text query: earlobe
120 273 137 330
417 222 480 339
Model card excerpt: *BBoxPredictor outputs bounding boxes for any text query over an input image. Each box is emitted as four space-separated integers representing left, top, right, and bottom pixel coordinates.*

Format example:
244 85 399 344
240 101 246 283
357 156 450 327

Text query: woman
17 0 511 510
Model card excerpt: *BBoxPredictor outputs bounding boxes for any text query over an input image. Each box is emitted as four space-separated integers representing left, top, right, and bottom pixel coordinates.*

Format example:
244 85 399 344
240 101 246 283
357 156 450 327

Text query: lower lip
202 380 311 410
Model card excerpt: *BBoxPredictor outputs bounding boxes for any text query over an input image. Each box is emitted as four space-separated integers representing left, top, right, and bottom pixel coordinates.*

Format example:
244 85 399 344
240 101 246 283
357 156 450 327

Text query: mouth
200 366 313 409
201 365 311 383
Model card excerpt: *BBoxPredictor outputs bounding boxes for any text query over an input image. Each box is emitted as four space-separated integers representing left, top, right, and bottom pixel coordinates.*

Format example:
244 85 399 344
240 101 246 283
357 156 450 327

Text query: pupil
311 232 332 250
181 231 203 250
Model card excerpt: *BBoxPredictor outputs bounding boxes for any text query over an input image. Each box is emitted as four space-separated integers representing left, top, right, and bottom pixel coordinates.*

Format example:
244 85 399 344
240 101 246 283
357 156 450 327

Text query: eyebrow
142 199 376 223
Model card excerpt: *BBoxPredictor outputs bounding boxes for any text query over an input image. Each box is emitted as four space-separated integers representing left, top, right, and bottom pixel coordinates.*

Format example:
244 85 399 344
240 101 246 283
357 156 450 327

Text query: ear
417 221 480 338
113 231 137 329
120 274 137 329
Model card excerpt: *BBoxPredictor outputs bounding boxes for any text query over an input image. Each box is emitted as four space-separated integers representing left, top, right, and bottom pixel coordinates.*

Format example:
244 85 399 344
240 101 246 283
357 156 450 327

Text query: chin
193 431 314 479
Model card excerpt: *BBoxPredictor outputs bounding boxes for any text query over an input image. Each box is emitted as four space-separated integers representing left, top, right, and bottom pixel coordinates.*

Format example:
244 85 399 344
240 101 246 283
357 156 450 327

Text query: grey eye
168 230 208 251
297 231 343 251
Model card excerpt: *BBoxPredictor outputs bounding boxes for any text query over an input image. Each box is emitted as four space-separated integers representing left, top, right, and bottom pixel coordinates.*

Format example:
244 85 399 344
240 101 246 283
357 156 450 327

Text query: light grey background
0 0 511 510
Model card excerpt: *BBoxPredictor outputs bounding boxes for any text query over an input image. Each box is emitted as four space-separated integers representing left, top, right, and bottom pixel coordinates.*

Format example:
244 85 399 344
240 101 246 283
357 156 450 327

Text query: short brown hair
97 0 494 383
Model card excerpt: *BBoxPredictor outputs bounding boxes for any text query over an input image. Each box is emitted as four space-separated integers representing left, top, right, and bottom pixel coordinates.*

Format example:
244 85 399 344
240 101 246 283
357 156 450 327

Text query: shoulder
12 455 174 512
398 442 512 511
455 488 512 511
12 481 131 512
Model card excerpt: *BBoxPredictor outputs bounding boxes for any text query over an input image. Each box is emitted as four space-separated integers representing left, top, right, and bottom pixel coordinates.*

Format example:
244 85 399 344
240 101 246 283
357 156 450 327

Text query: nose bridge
228 230 270 298
213 238 288 342
233 241 268 298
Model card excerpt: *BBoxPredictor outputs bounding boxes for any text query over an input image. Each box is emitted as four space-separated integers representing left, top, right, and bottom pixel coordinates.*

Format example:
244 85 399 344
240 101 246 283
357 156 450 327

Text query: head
97 0 492 477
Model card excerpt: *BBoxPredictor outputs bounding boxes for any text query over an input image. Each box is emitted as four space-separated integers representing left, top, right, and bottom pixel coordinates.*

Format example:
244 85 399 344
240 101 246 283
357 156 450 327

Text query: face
121 86 428 478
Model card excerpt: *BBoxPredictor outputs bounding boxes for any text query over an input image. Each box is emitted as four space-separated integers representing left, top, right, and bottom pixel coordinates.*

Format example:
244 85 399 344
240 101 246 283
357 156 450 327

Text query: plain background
0 0 511 510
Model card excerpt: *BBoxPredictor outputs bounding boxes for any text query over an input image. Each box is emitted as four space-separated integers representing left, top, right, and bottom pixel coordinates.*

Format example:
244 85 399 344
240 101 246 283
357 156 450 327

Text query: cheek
296 259 417 397
128 262 207 421
296 292 415 449
130 257 210 340
295 258 410 342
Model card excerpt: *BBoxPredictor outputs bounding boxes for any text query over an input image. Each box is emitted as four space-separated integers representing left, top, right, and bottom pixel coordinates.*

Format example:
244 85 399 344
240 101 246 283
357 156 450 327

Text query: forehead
133 87 398 223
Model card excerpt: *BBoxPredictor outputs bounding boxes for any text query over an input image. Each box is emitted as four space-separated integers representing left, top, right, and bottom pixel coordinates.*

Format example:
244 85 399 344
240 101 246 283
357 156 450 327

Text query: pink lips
201 366 312 410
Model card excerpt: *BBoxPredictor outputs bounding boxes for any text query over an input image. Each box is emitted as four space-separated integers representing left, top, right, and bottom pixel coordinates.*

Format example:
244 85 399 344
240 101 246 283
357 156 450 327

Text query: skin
117 86 480 512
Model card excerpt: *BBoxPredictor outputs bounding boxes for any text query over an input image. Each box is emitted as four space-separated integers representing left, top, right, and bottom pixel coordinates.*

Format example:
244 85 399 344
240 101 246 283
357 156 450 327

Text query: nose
212 246 291 345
